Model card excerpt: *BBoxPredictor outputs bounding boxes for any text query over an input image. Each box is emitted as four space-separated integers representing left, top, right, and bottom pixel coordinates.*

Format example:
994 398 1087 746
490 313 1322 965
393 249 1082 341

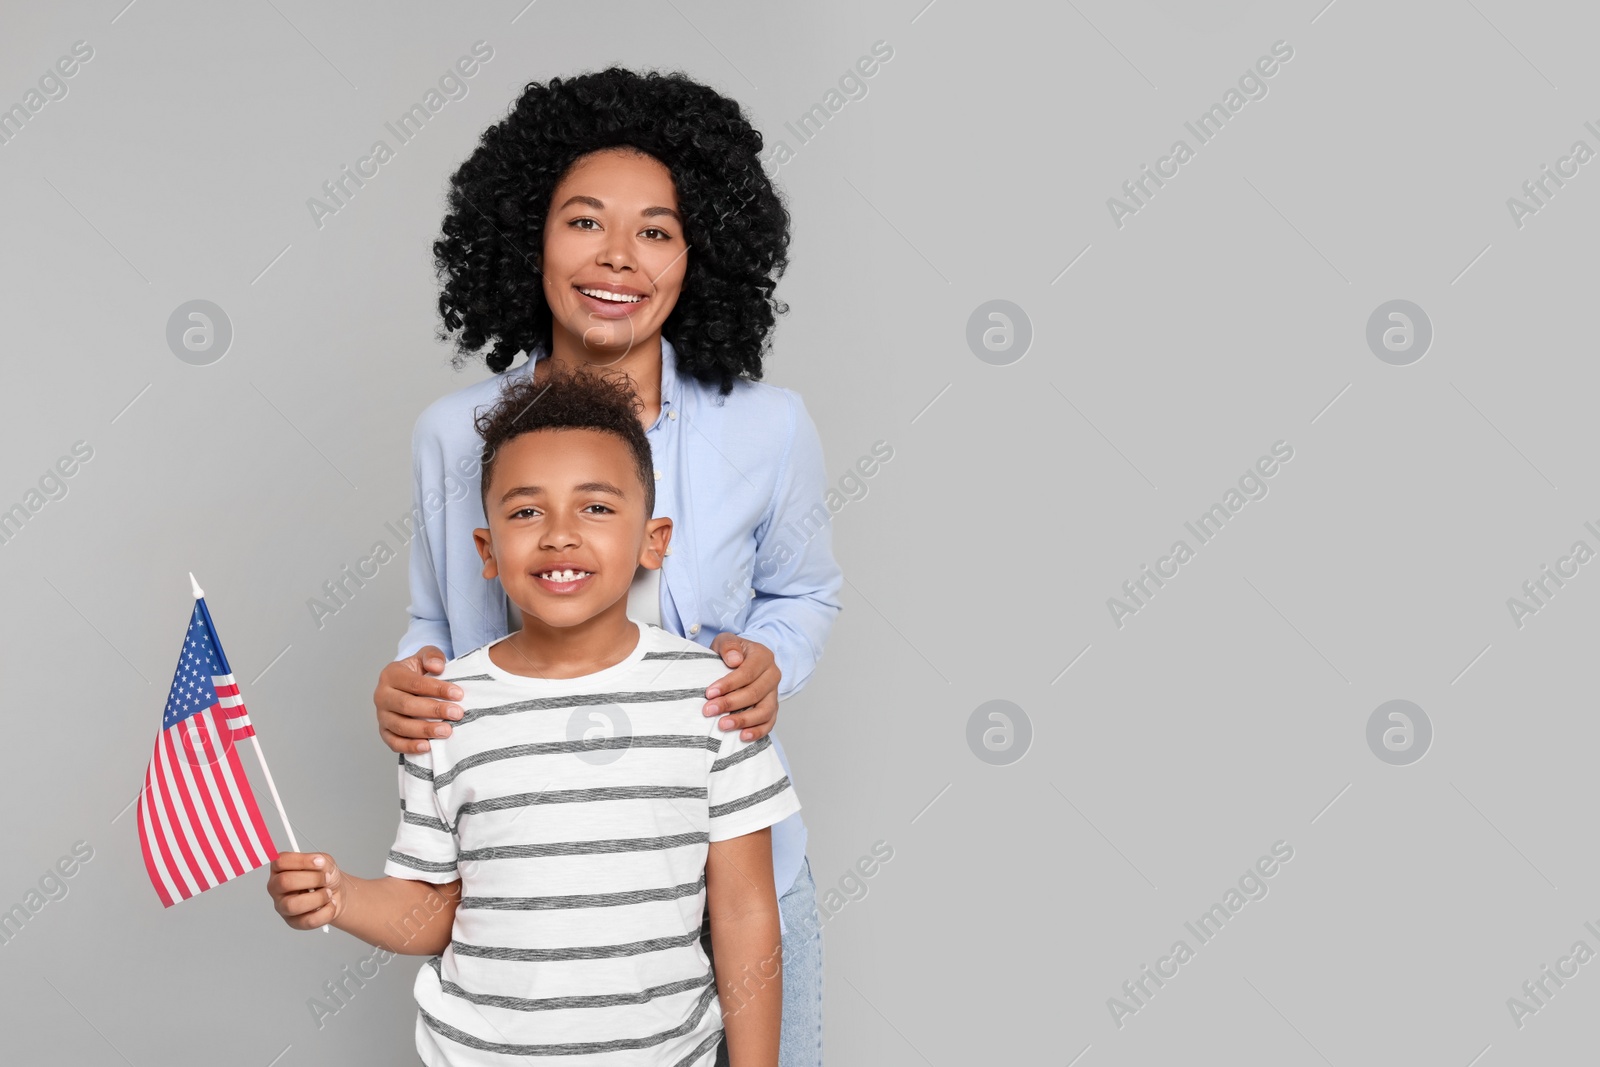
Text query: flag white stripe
138 771 181 904
156 728 218 889
171 717 237 883
147 741 199 898
225 715 250 730
192 707 247 880
218 695 244 708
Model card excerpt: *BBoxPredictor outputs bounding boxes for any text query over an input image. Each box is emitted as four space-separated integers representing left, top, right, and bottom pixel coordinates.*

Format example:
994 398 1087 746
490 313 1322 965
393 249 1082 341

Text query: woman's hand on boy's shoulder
375 645 465 755
267 852 347 931
706 634 781 742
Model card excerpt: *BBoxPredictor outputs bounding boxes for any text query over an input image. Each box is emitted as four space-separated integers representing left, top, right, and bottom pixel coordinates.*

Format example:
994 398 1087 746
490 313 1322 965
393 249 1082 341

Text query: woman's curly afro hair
433 66 792 395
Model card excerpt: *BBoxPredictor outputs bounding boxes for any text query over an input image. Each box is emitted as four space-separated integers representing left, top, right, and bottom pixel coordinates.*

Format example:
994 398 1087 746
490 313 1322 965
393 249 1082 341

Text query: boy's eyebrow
556 194 681 223
499 481 628 504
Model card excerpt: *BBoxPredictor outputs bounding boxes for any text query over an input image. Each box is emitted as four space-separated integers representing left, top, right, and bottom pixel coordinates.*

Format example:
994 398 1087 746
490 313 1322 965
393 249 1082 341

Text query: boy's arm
706 827 783 1067
267 853 460 956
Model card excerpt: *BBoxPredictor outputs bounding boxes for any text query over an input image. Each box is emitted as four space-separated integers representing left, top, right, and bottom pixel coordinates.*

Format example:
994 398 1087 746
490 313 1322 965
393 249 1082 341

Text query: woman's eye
643 228 671 240
571 217 598 230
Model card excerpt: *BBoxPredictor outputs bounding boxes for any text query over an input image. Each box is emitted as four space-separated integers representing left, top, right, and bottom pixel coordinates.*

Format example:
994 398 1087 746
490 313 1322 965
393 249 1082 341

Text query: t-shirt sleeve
382 750 460 884
707 731 802 843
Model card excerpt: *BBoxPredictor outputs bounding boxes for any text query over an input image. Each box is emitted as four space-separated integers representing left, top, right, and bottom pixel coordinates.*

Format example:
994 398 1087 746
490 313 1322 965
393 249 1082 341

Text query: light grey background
2 0 1596 1063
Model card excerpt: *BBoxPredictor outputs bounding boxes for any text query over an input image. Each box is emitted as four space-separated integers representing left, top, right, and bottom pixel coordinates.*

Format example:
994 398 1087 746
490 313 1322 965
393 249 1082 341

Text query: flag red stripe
163 726 225 889
202 705 259 868
228 739 278 864
188 709 244 877
172 721 237 882
156 730 212 894
136 783 175 908
147 745 199 900
226 696 257 740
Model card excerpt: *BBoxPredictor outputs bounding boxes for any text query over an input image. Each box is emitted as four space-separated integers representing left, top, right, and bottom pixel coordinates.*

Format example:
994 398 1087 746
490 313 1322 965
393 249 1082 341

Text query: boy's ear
641 517 672 571
473 527 498 579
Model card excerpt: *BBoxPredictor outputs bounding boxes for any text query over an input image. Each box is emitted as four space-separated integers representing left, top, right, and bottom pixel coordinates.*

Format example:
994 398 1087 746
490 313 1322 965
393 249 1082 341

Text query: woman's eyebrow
556 194 681 223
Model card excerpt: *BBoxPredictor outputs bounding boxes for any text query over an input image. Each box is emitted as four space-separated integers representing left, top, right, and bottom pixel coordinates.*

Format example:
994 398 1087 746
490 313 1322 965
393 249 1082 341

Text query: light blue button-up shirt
395 338 844 902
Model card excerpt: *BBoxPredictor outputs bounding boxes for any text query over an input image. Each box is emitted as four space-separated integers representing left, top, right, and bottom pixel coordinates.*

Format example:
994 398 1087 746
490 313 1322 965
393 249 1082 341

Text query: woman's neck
545 332 663 415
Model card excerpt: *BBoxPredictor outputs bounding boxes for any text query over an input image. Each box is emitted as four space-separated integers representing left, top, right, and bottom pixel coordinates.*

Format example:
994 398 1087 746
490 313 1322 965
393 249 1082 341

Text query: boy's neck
491 601 640 680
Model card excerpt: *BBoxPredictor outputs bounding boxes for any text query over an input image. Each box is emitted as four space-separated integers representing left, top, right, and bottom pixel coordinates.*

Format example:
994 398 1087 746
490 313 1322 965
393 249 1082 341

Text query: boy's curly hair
474 367 656 520
434 66 792 396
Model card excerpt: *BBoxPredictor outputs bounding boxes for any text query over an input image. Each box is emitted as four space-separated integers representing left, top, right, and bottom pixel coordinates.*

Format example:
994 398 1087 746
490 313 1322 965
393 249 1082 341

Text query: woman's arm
377 414 467 755
733 390 844 702
398 415 458 664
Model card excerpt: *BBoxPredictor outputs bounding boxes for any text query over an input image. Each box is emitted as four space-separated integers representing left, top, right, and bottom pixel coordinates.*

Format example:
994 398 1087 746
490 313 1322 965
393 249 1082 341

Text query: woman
372 67 841 1064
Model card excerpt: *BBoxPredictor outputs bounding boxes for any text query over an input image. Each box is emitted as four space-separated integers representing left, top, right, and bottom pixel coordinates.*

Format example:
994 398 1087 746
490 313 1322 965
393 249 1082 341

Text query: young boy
267 368 800 1066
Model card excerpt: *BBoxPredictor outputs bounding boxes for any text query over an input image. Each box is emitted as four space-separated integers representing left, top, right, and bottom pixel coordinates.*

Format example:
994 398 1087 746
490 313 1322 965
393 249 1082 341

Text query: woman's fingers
418 646 448 676
719 692 780 740
705 657 760 710
376 649 465 754
380 698 459 737
386 656 464 707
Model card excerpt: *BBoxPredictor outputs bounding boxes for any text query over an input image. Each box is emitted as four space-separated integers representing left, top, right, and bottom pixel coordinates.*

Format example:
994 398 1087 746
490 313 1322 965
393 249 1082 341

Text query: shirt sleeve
396 406 457 662
737 389 845 701
707 730 802 843
383 750 460 884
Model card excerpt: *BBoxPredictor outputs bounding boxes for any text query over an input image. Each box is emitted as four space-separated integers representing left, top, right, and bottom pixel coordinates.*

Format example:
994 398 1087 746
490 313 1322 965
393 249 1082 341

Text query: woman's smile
573 283 650 319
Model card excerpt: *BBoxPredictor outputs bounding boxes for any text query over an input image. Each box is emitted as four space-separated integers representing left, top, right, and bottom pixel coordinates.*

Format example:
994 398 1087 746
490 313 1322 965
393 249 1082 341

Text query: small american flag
137 596 278 907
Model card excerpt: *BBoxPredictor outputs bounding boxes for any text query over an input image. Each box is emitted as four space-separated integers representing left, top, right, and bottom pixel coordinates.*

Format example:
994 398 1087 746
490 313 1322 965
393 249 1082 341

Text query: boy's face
474 428 671 630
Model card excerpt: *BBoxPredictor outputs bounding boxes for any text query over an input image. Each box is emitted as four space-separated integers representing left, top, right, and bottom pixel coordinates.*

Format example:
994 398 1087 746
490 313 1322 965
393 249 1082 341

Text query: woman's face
540 147 687 364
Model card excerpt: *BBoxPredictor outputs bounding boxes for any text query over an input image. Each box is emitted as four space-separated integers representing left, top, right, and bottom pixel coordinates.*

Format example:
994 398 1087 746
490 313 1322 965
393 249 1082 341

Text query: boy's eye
510 505 611 518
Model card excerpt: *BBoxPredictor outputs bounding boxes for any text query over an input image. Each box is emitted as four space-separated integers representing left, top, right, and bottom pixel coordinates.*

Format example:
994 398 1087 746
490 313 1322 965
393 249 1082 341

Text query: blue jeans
708 855 823 1066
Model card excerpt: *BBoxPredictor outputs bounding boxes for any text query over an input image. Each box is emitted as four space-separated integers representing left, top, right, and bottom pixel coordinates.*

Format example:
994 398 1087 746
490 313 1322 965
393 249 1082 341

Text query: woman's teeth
578 288 643 303
538 569 592 582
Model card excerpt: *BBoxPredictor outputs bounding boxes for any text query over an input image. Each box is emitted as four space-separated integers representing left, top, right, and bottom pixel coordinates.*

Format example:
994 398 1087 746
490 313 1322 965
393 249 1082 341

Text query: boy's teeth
540 569 591 582
579 287 643 303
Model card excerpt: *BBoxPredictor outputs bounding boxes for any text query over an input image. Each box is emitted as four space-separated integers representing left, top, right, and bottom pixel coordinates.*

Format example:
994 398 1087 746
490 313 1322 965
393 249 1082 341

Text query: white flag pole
191 573 329 933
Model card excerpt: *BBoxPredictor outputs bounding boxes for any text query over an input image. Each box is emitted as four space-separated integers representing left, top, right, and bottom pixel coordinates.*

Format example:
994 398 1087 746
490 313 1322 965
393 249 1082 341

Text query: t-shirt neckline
475 622 651 688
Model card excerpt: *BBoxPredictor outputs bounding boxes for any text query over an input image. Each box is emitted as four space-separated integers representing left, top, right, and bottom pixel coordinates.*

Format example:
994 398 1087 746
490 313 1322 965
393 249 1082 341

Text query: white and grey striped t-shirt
383 622 802 1067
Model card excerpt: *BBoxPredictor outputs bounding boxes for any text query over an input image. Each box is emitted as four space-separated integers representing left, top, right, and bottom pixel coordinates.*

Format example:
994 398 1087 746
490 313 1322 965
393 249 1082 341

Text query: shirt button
689 623 701 635
668 410 677 420
654 469 662 480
